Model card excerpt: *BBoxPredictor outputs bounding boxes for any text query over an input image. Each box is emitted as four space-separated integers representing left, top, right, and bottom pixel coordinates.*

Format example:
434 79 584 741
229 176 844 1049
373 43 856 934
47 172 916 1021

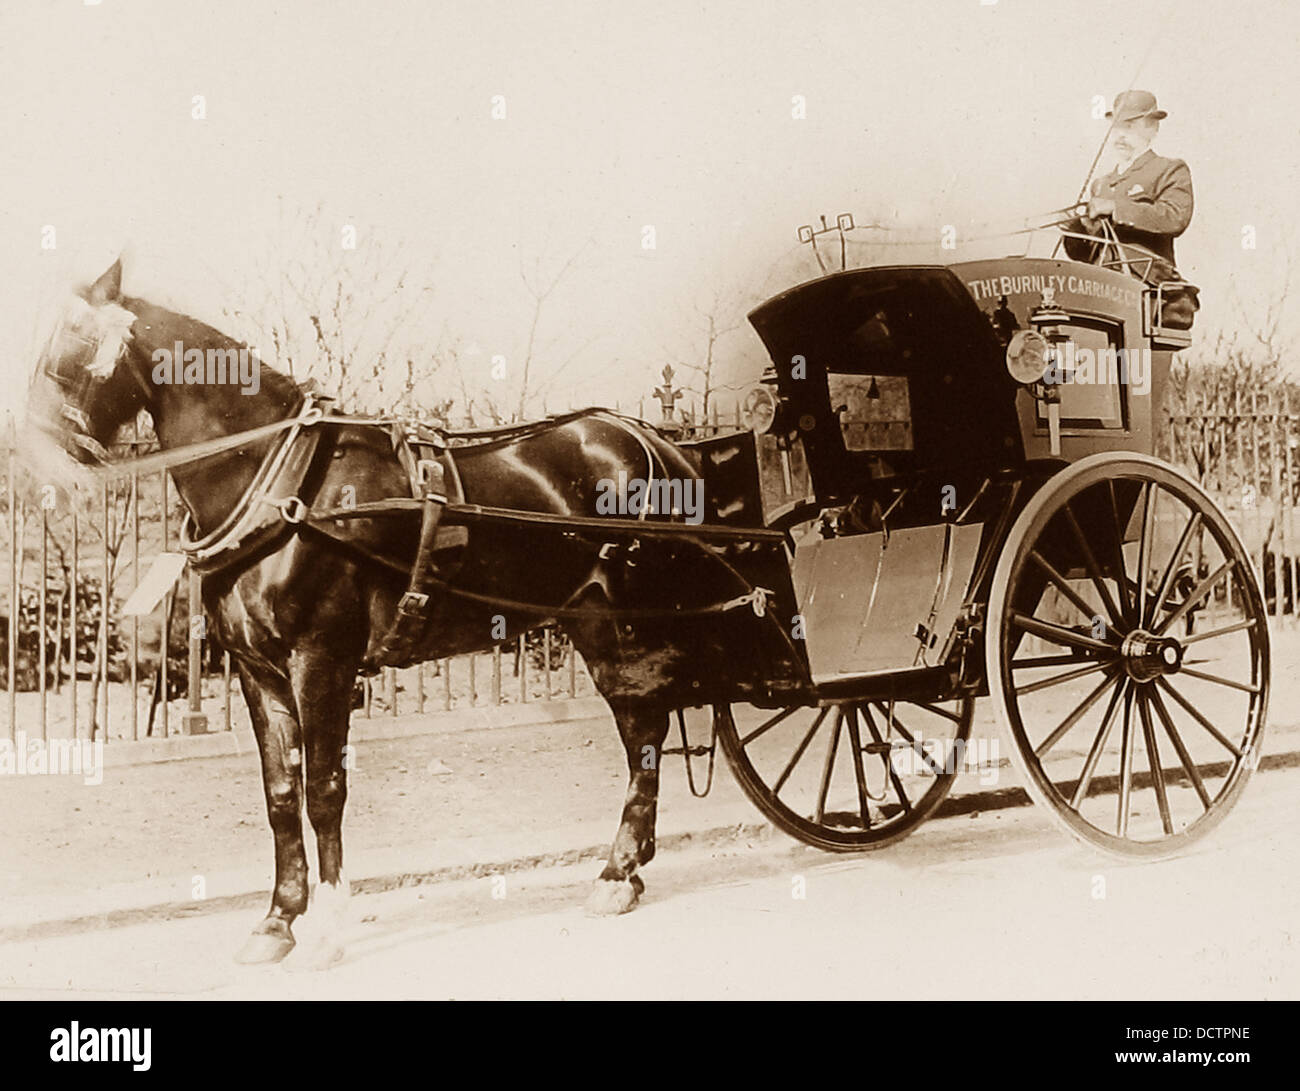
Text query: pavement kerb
4 747 1297 947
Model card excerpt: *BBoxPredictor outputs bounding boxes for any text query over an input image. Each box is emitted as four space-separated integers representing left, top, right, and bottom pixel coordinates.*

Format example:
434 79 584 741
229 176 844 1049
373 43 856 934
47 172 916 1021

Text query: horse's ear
86 258 123 305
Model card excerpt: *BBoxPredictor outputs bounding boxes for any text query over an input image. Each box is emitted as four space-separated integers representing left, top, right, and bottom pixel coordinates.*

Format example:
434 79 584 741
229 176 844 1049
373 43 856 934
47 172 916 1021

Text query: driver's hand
1088 197 1116 218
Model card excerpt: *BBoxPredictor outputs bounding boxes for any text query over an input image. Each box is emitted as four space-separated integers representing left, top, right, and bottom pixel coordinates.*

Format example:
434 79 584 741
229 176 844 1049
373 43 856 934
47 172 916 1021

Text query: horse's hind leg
233 662 307 964
283 647 358 971
587 700 669 916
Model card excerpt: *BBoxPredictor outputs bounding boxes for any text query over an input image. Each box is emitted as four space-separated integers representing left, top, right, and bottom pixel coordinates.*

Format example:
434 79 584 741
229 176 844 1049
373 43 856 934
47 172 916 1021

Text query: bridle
35 315 376 478
36 319 147 464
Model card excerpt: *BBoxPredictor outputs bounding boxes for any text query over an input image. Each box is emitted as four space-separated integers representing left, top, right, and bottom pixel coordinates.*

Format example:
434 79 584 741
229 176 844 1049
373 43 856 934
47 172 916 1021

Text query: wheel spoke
914 701 965 724
1011 611 1115 655
1153 560 1233 636
1106 480 1135 620
742 705 799 746
1117 686 1136 837
1029 550 1121 637
1063 499 1126 627
1148 687 1212 811
814 709 843 825
1136 691 1174 835
1181 618 1256 645
1070 678 1128 808
877 706 946 778
843 706 872 828
1156 678 1245 758
1012 653 1094 670
1176 666 1261 695
1149 510 1202 626
1035 666 1122 757
1135 482 1154 625
772 707 829 795
1016 660 1109 696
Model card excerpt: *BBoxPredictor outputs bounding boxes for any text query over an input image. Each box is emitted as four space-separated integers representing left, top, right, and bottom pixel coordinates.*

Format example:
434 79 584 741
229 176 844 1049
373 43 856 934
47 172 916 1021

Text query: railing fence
9 391 1291 744
1 427 592 744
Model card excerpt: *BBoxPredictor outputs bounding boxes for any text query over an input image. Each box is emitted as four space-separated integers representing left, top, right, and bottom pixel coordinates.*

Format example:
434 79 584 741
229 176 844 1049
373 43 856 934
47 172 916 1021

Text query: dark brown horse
28 260 800 969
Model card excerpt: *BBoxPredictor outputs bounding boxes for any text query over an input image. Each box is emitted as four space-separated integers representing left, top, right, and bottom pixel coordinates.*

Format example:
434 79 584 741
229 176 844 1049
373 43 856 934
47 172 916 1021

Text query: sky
1 0 1297 426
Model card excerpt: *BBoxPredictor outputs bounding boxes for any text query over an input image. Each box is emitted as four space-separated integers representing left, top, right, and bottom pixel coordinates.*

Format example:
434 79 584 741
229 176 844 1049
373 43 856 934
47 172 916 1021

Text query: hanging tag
122 552 188 616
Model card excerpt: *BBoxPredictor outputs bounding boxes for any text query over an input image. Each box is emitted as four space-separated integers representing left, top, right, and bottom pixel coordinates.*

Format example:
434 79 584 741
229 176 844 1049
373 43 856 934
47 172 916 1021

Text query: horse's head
30 259 151 465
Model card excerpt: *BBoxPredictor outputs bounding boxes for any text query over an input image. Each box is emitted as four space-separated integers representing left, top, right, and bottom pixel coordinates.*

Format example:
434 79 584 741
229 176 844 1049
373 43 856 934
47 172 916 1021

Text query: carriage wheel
716 695 975 851
987 453 1269 858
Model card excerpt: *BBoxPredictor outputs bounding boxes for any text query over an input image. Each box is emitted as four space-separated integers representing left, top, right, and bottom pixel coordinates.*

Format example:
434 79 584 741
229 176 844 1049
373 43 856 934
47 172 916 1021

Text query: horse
28 259 799 969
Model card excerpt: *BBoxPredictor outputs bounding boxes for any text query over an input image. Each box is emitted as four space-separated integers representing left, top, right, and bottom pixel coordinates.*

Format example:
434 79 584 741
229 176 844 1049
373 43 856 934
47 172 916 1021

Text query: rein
88 397 402 480
77 386 785 627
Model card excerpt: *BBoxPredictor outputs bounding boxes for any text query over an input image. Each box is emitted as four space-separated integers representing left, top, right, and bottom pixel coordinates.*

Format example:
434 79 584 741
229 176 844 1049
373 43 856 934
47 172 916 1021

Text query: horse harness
132 395 780 670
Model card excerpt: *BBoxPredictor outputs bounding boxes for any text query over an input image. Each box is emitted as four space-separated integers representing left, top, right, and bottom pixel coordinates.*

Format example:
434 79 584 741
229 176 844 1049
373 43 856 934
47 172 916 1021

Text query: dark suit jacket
1064 149 1194 265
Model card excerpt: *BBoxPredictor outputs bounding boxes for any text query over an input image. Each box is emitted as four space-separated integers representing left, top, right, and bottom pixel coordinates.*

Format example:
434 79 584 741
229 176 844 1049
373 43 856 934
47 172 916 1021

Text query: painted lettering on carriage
965 272 1139 309
595 472 704 524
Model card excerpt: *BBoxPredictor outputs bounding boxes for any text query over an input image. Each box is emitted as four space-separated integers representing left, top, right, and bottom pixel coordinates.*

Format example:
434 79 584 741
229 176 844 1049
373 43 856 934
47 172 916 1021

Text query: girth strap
369 460 450 668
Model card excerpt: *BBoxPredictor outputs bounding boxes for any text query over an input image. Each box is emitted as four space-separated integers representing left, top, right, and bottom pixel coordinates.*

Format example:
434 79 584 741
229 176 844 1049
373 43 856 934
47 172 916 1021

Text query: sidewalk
3 632 1298 940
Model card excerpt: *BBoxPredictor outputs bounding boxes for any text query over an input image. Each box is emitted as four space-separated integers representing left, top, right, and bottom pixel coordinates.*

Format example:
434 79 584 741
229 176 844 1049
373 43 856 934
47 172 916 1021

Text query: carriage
665 245 1269 859
30 234 1272 965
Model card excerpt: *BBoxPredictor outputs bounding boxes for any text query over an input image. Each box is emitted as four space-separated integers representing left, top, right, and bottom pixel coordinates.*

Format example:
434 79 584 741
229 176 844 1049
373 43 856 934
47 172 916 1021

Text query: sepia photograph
0 0 1296 1055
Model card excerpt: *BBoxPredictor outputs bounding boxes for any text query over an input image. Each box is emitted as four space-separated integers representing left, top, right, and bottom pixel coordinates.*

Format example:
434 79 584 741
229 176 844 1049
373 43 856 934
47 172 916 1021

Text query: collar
1112 148 1155 178
179 412 327 573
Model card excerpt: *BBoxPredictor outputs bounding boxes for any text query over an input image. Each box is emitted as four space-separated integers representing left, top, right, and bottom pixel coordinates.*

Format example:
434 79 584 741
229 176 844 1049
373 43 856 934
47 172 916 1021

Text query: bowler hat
1106 90 1167 122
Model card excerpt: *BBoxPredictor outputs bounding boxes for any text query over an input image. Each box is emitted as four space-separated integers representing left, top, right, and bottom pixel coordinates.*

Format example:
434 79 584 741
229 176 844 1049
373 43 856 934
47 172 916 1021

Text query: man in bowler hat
1064 90 1197 323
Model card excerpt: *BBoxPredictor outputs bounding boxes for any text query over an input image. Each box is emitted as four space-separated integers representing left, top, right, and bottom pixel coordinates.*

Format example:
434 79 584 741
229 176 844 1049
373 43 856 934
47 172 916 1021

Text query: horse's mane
121 293 310 406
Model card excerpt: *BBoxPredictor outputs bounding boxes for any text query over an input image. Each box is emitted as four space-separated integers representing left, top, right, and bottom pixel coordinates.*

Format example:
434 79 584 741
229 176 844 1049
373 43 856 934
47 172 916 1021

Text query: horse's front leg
233 662 307 964
587 699 669 916
283 647 359 971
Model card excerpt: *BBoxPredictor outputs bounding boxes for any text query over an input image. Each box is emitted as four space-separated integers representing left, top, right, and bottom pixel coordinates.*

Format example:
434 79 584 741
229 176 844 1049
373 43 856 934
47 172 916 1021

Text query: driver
1063 90 1197 324
1063 91 1193 266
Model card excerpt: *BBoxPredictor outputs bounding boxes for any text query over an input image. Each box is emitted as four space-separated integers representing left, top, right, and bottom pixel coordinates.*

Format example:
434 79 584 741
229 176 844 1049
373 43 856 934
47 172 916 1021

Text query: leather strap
368 461 451 668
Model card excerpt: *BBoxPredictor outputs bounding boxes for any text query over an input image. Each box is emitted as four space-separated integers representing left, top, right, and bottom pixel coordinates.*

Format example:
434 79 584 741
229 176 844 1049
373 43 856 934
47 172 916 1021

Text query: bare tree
1165 247 1295 489
515 238 593 420
224 200 443 415
659 279 758 424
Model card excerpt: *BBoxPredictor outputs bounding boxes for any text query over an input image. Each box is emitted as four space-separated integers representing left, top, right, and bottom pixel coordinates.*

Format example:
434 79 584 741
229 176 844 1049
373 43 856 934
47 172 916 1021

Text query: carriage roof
746 255 1174 482
747 256 1147 379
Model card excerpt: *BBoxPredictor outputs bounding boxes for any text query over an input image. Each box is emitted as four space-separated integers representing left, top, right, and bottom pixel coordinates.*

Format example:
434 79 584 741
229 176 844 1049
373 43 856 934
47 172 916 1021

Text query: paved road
1 767 1295 1001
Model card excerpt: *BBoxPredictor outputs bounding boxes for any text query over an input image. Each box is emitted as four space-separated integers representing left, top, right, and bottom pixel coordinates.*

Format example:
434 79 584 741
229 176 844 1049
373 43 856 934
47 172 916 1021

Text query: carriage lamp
741 384 780 435
1005 329 1051 384
1006 329 1064 456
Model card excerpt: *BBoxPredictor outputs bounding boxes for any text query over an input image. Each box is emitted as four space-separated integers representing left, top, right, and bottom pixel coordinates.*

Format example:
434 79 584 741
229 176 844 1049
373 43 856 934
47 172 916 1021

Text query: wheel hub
1119 628 1184 682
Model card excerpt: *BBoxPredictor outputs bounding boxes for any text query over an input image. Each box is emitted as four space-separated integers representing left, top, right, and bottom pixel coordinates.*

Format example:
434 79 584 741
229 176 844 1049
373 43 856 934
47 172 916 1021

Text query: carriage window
828 372 913 451
1035 319 1128 430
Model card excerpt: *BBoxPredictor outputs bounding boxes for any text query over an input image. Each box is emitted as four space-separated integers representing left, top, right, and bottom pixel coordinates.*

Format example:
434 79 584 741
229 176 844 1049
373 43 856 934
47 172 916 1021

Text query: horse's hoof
233 922 295 965
585 877 640 917
282 941 345 973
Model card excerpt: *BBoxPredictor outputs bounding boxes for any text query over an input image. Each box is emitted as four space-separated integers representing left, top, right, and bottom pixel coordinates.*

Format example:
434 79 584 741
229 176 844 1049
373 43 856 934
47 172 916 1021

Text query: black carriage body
705 256 1179 703
684 254 1266 858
